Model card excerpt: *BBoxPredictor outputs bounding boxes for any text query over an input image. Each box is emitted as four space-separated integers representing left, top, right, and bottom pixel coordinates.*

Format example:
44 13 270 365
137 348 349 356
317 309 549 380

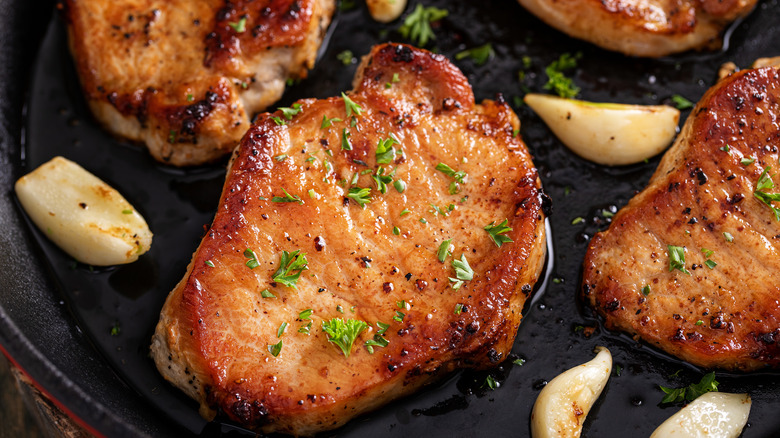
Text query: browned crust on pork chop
151 43 547 434
516 0 756 57
60 0 334 166
583 66 780 370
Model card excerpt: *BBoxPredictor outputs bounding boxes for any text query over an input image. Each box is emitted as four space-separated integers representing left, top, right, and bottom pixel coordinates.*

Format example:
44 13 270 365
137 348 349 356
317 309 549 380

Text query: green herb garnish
437 238 452 262
322 318 368 357
659 372 719 404
435 162 467 194
398 4 448 47
321 115 343 129
278 103 302 120
449 254 473 290
342 92 363 117
272 250 308 289
228 17 247 33
347 187 371 208
754 166 780 221
484 219 513 247
741 157 755 166
244 248 260 269
670 94 694 110
642 285 650 296
277 322 288 338
544 52 580 98
376 137 399 164
667 245 690 275
272 188 303 204
336 50 354 65
268 340 282 357
455 43 495 66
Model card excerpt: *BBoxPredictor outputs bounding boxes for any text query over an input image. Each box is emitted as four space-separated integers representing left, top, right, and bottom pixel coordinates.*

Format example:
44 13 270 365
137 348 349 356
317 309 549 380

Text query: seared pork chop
517 0 756 57
583 66 780 370
151 43 547 434
60 0 335 166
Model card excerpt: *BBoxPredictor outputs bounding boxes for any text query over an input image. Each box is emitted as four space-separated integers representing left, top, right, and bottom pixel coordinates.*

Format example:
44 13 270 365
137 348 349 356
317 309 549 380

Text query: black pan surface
3 0 780 436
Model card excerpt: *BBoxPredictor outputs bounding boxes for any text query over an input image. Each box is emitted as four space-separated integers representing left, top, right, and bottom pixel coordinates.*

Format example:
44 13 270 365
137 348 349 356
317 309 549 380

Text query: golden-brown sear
516 0 756 57
60 0 335 166
151 43 547 435
583 66 780 370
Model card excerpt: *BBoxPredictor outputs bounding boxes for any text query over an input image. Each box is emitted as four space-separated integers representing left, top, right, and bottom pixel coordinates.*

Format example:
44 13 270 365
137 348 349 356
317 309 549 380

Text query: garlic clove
366 0 408 23
650 392 751 438
524 93 680 166
531 347 612 438
15 156 152 266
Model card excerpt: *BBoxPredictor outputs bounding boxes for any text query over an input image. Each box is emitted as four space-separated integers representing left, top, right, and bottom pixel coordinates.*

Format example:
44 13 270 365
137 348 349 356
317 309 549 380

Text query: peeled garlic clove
524 93 680 166
650 392 751 438
752 56 780 69
366 0 408 23
15 156 152 266
531 347 612 438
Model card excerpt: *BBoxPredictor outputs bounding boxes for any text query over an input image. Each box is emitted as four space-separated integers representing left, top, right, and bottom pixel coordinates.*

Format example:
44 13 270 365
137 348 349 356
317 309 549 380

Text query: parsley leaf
455 43 495 66
277 322 288 338
298 308 313 320
228 17 247 33
321 115 343 129
272 250 308 289
667 245 690 275
336 50 354 65
268 340 282 357
670 94 694 110
261 289 276 298
322 318 368 357
754 166 780 221
279 103 302 120
484 375 498 390
341 128 352 150
272 188 303 204
244 248 260 269
342 92 363 117
484 219 514 247
372 166 394 194
660 372 719 404
364 333 390 354
449 254 473 290
393 179 406 193
437 238 452 262
376 136 400 164
347 187 372 208
544 53 581 98
436 162 467 194
398 4 448 47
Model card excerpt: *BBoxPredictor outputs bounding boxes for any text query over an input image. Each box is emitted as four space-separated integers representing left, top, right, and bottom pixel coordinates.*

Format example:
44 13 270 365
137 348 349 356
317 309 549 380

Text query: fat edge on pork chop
151 43 548 435
60 0 335 166
583 66 780 371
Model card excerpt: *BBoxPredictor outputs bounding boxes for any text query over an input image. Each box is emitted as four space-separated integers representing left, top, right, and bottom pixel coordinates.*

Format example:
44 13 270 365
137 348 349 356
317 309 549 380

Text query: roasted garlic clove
650 392 751 438
15 156 152 266
531 347 612 438
752 56 780 69
366 0 408 23
524 93 680 166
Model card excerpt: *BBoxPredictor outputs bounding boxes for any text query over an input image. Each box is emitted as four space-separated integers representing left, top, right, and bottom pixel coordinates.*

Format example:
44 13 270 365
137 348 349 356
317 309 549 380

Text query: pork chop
582 66 780 371
516 0 756 57
152 44 545 435
151 43 548 434
60 0 335 166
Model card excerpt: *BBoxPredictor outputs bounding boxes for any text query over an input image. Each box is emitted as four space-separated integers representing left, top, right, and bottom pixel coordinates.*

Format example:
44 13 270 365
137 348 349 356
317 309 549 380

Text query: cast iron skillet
3 0 780 436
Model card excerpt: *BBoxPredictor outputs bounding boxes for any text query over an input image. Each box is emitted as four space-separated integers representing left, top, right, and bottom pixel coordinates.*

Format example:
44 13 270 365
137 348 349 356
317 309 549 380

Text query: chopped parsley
695 320 704 326
571 217 584 225
273 154 288 162
228 17 247 33
336 50 354 66
720 145 730 153
385 72 401 89
754 166 780 221
261 289 276 298
455 43 495 66
186 93 194 102
437 238 453 262
269 116 286 125
393 179 406 193
449 254 473 290
642 285 651 296
393 310 405 322
741 157 755 166
659 372 719 404
398 4 448 47
279 103 303 120
277 322 288 338
321 115 343 129
723 232 734 242
435 162 467 194
393 226 400 235
322 318 368 357
667 245 690 275
244 248 260 269
110 323 120 336
701 248 714 258
544 52 581 98
484 375 498 390
376 137 400 164
484 219 514 247
341 128 352 150
272 188 303 204
268 340 282 357
347 187 372 208
513 358 525 366
372 166 394 194
705 259 717 269
272 250 308 289
453 303 464 315
376 322 390 335
364 333 390 354
299 308 313 320
670 94 694 110
298 322 312 334
205 260 215 268
342 92 363 117
400 208 411 216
